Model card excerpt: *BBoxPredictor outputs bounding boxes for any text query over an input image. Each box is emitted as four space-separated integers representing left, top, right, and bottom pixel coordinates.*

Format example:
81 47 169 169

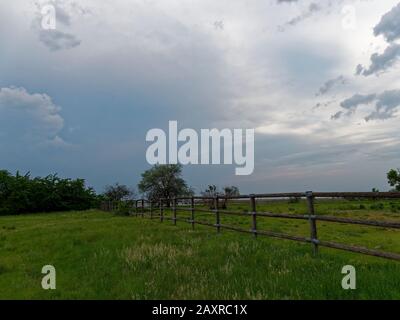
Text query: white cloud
0 86 66 145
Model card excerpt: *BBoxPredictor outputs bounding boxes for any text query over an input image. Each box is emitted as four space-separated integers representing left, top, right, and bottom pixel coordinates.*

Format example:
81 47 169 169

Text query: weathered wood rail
101 192 400 261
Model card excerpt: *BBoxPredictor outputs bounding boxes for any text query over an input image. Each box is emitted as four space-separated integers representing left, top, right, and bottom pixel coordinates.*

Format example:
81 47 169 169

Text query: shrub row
0 170 99 215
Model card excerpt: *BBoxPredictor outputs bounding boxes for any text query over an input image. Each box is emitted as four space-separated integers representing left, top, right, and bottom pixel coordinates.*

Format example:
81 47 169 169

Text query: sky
1 0 400 194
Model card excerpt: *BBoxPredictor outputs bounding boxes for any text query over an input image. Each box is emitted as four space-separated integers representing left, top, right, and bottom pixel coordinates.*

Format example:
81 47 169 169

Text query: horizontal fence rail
101 191 400 261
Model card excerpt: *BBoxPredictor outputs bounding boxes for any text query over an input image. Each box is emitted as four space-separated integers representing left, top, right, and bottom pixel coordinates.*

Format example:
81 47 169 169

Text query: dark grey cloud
316 75 346 96
366 90 400 121
331 111 344 120
333 90 400 121
340 93 377 111
373 3 400 42
358 3 400 76
357 43 400 76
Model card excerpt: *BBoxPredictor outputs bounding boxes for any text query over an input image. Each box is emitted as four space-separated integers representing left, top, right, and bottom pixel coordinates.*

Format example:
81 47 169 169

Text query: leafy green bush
0 170 99 215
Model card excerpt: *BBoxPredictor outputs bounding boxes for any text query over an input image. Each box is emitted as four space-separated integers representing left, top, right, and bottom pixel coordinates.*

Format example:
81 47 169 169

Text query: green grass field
1 198 400 300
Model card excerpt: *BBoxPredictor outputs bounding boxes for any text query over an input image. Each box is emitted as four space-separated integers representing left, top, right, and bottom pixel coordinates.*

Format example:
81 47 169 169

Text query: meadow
0 198 400 300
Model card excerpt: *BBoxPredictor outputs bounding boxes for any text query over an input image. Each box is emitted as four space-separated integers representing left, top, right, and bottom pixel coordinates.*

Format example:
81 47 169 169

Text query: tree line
0 170 98 215
1 165 400 215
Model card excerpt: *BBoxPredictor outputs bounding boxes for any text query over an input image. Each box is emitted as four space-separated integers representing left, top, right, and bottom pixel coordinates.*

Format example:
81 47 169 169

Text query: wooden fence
101 192 400 261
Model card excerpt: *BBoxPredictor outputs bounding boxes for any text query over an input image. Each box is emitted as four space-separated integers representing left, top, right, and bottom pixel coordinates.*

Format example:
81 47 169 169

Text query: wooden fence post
141 199 145 218
135 200 138 217
150 201 153 220
173 197 177 226
250 195 257 238
191 197 195 230
215 196 221 233
160 199 164 222
306 191 318 256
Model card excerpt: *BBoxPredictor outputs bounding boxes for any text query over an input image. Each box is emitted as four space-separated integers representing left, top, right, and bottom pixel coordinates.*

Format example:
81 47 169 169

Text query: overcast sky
1 0 400 194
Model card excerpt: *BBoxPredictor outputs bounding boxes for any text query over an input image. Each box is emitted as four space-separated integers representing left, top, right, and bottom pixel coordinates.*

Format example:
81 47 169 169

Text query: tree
138 165 192 206
201 185 220 209
201 185 240 209
104 183 135 202
387 169 400 192
222 186 240 209
202 185 219 198
223 186 240 198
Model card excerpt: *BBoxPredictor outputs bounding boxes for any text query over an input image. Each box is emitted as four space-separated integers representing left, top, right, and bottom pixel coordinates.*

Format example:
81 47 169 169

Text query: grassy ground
0 198 400 300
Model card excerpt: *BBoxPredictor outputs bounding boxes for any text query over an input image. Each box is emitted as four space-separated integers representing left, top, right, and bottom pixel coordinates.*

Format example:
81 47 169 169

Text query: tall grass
0 205 399 299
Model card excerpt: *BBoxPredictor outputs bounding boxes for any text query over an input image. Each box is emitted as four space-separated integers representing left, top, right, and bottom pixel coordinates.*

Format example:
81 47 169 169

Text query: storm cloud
1 0 400 192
